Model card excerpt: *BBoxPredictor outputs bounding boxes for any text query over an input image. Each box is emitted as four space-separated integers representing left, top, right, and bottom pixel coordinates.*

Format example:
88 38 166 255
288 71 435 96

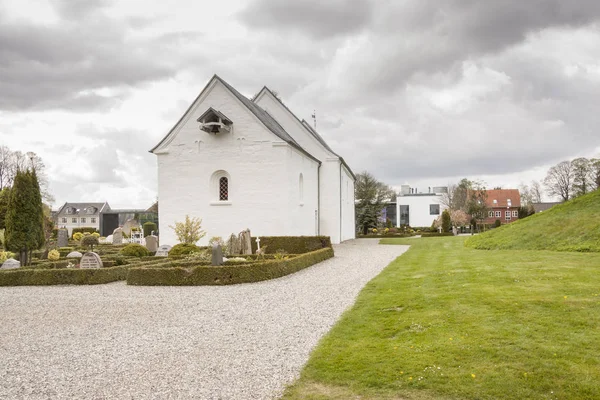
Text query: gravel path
0 239 408 400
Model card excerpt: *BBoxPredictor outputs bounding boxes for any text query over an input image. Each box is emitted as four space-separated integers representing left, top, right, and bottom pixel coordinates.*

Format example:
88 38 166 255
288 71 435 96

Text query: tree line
543 157 600 202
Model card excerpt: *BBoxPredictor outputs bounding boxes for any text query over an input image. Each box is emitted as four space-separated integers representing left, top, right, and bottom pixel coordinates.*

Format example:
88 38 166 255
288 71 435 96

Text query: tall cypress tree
0 187 10 230
30 170 45 251
5 169 42 265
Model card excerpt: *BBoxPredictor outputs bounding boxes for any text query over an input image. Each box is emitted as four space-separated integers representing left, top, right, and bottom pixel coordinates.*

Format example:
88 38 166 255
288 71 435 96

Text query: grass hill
465 189 600 252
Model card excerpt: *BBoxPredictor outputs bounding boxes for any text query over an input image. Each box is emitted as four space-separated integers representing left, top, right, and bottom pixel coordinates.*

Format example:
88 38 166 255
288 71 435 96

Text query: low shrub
0 266 128 286
72 232 84 241
81 235 100 251
48 249 60 261
0 251 15 263
494 219 502 228
250 236 331 254
420 232 455 237
58 247 75 257
127 247 334 286
119 243 150 257
72 227 99 236
168 243 202 257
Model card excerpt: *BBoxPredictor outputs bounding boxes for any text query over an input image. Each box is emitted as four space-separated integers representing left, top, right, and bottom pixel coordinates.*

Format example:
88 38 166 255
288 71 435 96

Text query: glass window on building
400 205 410 226
429 204 440 215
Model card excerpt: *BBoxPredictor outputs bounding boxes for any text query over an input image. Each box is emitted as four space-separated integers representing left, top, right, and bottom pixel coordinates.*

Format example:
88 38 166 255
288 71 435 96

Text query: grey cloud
0 3 186 112
238 0 374 39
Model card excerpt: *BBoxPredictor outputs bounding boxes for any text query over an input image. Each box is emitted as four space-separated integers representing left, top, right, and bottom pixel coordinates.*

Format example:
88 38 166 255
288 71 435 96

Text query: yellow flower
409 377 413 380
471 374 476 378
564 295 568 299
449 337 453 341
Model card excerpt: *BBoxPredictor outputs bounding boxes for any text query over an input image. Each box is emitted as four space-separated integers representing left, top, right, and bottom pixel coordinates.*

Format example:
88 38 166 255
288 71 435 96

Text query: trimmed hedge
0 266 128 286
143 222 157 238
127 247 334 286
168 243 203 257
250 236 331 254
420 232 455 237
357 233 416 238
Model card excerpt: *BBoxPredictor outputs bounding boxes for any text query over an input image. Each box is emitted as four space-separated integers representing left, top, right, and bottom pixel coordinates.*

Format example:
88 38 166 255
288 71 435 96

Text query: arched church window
219 177 229 201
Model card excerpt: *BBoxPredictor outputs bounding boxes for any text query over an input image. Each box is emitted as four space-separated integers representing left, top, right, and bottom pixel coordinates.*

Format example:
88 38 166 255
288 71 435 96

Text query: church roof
254 85 355 180
150 75 321 165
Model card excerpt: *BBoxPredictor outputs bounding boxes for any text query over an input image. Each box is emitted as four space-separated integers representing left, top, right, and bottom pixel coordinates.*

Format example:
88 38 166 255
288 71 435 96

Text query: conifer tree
5 169 44 265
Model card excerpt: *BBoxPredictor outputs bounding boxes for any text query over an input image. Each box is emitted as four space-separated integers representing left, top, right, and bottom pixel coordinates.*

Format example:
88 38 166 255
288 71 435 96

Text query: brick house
482 189 521 224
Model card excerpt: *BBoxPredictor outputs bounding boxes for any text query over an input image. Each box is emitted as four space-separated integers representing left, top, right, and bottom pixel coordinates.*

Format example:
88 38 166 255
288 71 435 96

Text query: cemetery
0 224 334 286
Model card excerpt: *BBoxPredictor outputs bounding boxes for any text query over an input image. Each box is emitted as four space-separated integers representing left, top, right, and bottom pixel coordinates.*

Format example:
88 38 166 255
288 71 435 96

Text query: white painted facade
152 75 355 245
396 186 448 228
55 202 109 236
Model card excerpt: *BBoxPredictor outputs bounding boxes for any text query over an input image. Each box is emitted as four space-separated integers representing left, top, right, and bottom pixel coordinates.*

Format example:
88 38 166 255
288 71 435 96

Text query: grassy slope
465 190 600 252
283 237 600 400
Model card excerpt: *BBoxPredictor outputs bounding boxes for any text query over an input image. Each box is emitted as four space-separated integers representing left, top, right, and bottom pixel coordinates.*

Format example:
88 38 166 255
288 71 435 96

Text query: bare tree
440 183 456 209
0 146 15 190
0 147 54 204
589 158 600 191
571 157 592 197
530 180 543 203
544 161 573 202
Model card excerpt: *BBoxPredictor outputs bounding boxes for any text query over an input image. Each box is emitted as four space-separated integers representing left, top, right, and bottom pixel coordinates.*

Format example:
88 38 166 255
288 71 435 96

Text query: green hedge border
420 232 455 237
127 247 334 286
0 266 128 286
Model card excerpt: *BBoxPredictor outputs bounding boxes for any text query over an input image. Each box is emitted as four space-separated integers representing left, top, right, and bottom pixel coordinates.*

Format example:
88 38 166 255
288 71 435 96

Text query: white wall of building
155 80 320 246
396 194 447 228
57 217 100 236
254 90 355 243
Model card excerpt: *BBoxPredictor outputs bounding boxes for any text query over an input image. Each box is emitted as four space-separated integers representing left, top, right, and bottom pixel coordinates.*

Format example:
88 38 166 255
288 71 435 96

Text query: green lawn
465 189 600 252
283 237 600 400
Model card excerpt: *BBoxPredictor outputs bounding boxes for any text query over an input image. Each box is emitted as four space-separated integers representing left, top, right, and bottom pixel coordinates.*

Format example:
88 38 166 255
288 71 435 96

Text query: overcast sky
2 0 600 208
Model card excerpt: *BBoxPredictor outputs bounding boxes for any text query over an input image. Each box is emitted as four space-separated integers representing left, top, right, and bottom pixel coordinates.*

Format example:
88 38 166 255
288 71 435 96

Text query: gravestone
1 258 20 269
211 244 223 266
155 245 172 257
103 235 113 244
80 252 103 269
112 228 123 245
57 228 69 248
239 229 252 255
66 251 83 258
227 233 240 255
145 235 158 253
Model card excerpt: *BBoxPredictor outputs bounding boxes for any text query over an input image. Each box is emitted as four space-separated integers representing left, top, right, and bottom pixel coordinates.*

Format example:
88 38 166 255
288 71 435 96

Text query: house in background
55 202 110 235
151 74 355 245
396 185 448 228
532 202 561 213
482 189 521 224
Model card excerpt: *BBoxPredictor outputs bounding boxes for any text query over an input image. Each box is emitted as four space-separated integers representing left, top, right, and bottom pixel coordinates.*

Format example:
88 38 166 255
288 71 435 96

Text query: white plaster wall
396 194 447 228
341 165 356 241
155 80 319 246
255 92 355 243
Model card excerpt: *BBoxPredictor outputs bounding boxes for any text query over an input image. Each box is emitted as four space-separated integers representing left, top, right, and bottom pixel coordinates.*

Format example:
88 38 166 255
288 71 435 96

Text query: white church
151 75 355 245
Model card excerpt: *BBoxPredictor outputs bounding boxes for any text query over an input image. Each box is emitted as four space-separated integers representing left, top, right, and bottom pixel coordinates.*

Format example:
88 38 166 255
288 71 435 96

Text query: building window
81 218 86 224
505 211 511 220
72 218 77 223
429 204 440 215
488 211 494 218
210 170 231 204
512 211 518 217
400 205 409 226
66 207 72 214
219 177 228 201
91 218 96 223
299 173 304 203
61 218 67 223
495 211 501 218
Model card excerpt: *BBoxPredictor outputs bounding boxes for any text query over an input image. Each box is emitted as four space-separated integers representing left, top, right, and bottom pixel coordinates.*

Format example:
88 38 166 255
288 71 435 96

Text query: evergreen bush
143 222 157 237
168 243 201 257
119 243 150 257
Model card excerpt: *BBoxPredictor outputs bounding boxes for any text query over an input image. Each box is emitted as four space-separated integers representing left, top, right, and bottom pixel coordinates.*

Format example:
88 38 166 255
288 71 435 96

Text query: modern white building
151 75 355 245
396 185 448 228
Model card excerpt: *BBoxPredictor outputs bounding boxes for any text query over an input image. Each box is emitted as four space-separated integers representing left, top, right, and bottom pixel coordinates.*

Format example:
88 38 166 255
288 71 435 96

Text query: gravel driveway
0 239 408 400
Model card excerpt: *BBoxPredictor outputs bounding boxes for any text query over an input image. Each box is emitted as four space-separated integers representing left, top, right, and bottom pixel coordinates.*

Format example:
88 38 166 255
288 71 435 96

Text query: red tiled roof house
482 189 521 224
